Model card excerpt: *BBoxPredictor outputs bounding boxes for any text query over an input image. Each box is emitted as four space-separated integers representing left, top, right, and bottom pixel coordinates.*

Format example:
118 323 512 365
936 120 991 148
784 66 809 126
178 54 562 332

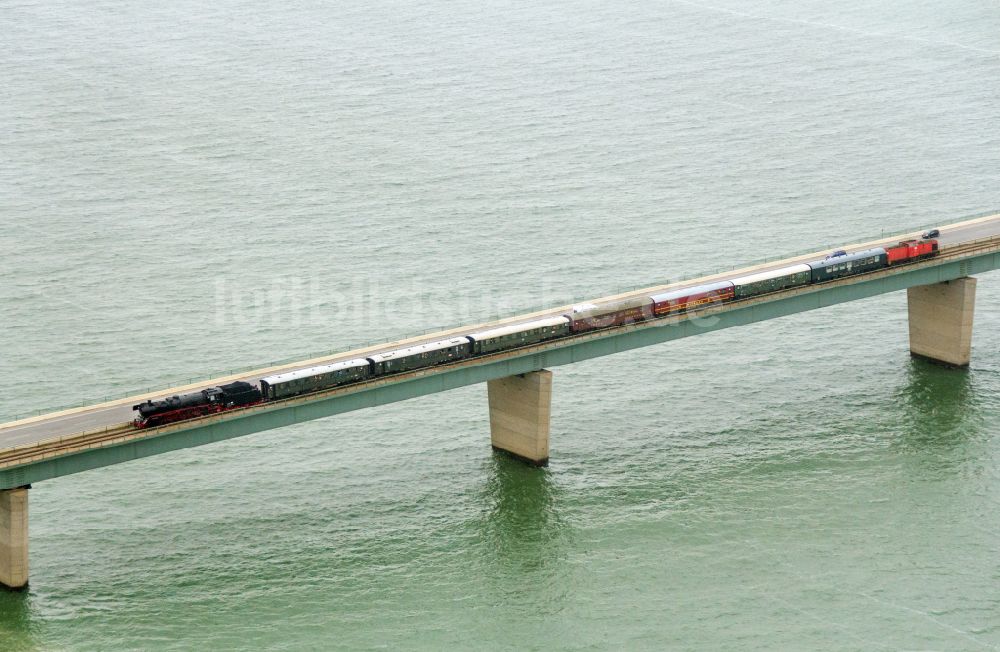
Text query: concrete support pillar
488 370 552 466
0 487 29 590
907 277 976 367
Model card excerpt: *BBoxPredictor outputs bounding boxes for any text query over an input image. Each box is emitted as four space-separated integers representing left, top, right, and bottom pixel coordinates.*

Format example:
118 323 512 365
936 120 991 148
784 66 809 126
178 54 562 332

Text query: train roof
649 280 734 303
467 315 570 341
730 263 812 286
260 358 371 384
219 380 253 390
808 247 886 268
369 336 471 362
568 296 652 319
607 295 654 310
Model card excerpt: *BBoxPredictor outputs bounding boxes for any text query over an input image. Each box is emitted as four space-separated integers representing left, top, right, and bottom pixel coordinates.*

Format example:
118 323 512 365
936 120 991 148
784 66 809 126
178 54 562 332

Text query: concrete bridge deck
1 211 998 483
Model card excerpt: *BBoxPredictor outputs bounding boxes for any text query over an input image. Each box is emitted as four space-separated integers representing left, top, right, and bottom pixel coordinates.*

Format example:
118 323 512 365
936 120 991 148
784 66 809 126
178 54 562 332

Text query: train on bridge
132 237 939 428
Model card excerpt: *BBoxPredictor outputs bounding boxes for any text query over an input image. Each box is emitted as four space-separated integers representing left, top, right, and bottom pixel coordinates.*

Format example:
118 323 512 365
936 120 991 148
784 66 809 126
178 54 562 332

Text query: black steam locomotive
132 381 262 428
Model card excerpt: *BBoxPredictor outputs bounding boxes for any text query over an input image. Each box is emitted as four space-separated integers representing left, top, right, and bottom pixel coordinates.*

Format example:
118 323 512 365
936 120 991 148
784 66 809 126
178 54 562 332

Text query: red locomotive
885 239 938 265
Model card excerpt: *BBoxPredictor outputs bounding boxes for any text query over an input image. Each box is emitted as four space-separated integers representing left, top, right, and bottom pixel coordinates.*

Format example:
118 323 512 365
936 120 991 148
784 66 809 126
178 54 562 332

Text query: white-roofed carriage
260 359 372 401
367 337 473 375
467 316 571 354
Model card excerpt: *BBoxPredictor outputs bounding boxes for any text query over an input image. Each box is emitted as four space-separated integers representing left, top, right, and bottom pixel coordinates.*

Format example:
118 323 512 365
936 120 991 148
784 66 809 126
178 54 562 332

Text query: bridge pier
0 486 29 591
908 277 976 367
488 370 552 466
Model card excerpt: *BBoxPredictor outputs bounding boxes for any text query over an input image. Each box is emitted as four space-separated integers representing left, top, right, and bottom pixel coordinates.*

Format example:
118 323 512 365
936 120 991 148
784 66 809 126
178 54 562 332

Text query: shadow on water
473 452 569 581
0 589 39 651
892 357 979 452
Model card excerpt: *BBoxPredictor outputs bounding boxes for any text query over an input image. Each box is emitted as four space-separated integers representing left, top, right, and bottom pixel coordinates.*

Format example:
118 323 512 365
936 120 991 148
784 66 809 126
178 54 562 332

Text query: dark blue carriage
808 248 888 283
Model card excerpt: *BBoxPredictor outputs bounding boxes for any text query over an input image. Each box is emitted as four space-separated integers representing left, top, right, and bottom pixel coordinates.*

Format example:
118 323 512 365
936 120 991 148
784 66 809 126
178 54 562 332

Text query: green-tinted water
2 0 999 649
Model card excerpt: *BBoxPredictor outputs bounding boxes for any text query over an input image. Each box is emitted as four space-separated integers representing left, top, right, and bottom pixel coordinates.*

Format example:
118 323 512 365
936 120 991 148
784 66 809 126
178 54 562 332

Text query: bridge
2 211 999 589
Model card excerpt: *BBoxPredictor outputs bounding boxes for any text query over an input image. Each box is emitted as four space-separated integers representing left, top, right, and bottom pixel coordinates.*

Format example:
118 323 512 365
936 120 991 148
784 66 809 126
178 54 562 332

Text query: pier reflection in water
0 588 37 652
896 359 979 450
474 453 572 597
